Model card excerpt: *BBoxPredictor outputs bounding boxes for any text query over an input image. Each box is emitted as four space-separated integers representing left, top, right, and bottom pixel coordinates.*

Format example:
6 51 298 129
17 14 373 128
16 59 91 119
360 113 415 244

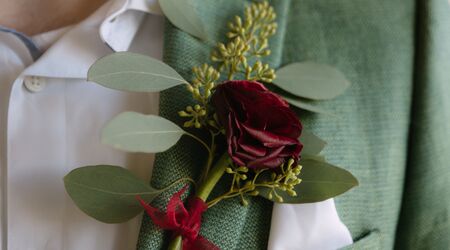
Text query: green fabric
395 0 450 249
137 0 450 249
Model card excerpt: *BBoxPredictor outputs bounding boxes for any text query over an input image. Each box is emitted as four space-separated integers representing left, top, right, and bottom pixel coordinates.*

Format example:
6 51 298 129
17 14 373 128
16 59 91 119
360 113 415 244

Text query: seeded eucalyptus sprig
179 1 278 129
178 64 220 128
211 1 277 81
207 158 302 207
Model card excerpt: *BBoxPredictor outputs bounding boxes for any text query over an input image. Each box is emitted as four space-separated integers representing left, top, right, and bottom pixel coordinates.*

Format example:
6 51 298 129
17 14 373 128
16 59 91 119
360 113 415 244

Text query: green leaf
88 52 187 92
64 165 161 223
282 94 334 115
302 154 326 162
257 158 358 203
158 0 208 41
274 62 350 100
265 83 333 115
300 129 327 155
102 112 185 153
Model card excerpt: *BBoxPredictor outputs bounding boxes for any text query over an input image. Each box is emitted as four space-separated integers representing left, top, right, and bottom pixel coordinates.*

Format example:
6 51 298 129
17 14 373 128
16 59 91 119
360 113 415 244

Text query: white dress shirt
0 0 352 249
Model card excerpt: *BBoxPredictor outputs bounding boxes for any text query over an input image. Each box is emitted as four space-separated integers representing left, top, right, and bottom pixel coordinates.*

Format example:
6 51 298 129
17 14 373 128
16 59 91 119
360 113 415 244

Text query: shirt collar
22 0 162 79
0 26 42 60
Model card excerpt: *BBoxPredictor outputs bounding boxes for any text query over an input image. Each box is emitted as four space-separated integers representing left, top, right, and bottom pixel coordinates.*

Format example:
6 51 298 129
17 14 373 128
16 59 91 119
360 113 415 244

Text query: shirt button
24 76 46 92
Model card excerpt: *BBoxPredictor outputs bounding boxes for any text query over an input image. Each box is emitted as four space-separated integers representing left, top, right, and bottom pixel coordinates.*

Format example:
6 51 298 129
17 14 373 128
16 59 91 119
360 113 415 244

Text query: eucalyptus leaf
102 112 185 153
282 94 333 115
302 154 326 162
274 62 350 100
266 84 333 115
158 0 208 41
300 130 327 155
257 158 358 203
88 52 187 92
64 165 161 223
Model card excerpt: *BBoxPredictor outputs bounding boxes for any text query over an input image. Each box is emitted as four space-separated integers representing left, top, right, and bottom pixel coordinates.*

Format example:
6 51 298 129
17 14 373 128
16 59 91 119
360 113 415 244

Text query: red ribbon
137 186 220 250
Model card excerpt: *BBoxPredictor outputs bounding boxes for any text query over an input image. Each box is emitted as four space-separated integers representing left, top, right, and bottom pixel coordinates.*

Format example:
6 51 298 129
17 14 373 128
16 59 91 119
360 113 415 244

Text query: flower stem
167 235 182 250
196 152 230 201
198 131 217 183
166 152 229 250
185 132 212 155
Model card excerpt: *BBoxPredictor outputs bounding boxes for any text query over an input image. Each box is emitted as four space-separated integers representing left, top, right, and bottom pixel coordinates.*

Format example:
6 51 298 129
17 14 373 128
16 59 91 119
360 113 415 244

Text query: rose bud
211 80 303 169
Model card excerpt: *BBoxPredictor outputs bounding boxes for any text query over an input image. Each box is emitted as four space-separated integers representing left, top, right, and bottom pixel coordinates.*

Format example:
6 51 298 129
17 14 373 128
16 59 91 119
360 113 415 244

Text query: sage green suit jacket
137 0 450 249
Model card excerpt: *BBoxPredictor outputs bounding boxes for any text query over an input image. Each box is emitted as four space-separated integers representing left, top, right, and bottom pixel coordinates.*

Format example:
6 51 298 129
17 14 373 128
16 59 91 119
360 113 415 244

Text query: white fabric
0 0 352 249
32 26 72 52
2 1 162 250
268 200 353 250
0 30 35 250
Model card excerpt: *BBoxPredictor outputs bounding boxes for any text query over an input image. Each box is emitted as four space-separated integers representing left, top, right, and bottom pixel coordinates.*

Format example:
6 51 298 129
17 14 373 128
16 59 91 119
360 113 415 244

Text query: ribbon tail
167 185 189 224
137 196 175 229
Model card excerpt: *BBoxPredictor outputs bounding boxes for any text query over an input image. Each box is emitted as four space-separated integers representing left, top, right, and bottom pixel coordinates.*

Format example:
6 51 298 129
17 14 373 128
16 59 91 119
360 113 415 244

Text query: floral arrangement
63 1 358 249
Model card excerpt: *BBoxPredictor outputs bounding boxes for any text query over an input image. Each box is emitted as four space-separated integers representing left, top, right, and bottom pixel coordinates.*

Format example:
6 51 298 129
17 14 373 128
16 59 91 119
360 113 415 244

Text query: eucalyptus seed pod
178 111 189 117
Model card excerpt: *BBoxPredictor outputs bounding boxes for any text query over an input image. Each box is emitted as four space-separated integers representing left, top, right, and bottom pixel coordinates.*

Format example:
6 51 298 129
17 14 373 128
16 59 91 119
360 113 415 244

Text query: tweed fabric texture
137 0 450 249
394 0 450 249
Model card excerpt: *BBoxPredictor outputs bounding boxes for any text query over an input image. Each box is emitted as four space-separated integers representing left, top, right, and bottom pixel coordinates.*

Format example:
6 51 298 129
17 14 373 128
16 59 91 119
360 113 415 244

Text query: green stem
166 152 229 249
227 68 235 80
199 131 217 183
207 191 240 207
167 235 182 250
196 152 230 201
185 132 211 154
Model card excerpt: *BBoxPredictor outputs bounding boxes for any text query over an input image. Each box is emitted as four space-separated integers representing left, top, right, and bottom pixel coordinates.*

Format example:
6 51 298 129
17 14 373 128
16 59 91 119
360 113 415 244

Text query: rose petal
234 151 257 161
247 146 285 168
265 107 302 138
241 123 299 147
239 143 267 157
211 80 303 169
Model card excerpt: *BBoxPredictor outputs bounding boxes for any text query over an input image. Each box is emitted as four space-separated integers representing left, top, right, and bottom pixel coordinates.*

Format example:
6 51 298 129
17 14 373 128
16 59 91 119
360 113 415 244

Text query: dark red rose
211 80 302 169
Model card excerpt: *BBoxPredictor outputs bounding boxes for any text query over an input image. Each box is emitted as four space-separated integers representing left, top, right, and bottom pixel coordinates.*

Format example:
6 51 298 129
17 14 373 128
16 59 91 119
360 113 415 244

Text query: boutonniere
64 1 358 249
